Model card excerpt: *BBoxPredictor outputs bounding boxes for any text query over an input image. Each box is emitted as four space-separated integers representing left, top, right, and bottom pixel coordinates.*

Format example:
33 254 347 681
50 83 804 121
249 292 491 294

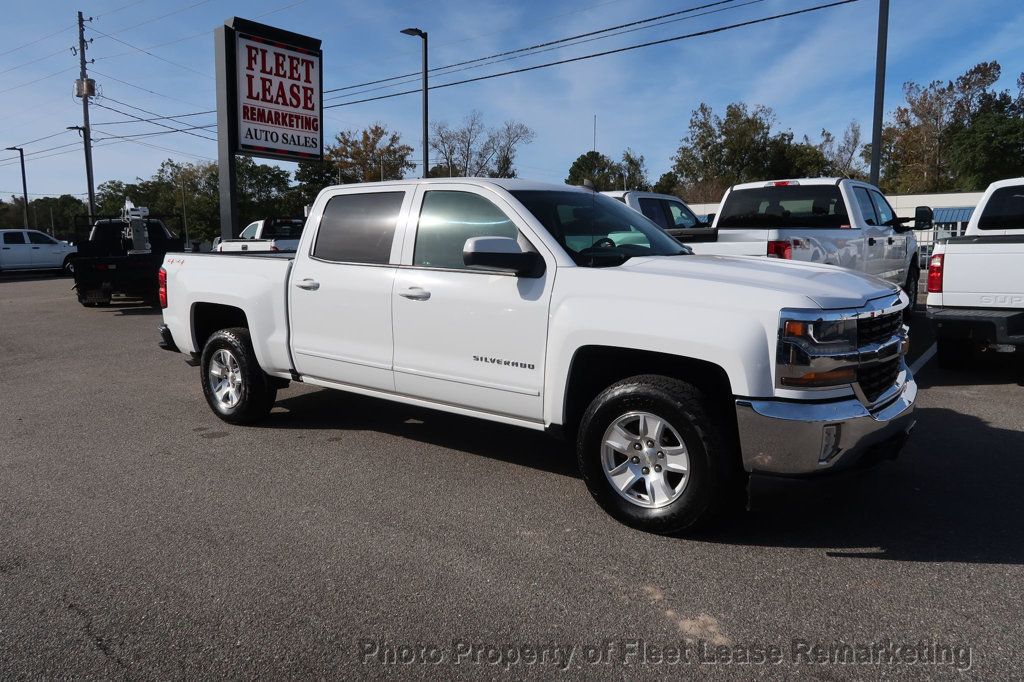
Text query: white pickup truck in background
647 179 931 320
926 177 1024 368
214 217 305 253
159 178 917 534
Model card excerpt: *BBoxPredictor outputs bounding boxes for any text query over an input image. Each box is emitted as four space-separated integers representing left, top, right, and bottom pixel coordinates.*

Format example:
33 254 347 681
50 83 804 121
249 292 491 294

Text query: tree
620 148 651 191
817 121 865 178
564 151 622 191
294 158 338 204
430 111 535 178
327 123 415 183
652 171 681 197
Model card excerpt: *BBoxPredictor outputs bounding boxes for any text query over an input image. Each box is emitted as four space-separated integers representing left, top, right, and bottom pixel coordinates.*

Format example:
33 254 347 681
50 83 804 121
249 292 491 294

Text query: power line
0 24 75 58
6 129 72 148
89 68 210 109
326 0 861 109
326 0 763 103
96 0 152 18
92 130 216 161
92 100 217 142
325 0 741 96
104 0 214 34
92 110 215 125
0 66 77 96
87 25 213 79
0 46 68 79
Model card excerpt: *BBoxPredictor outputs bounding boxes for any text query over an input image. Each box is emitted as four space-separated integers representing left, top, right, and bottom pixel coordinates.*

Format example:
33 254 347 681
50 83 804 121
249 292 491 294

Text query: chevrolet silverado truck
927 177 1024 368
159 179 917 534
693 179 932 321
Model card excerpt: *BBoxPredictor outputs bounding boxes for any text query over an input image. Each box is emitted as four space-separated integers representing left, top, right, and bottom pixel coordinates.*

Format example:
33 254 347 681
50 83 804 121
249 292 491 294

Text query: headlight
777 315 858 388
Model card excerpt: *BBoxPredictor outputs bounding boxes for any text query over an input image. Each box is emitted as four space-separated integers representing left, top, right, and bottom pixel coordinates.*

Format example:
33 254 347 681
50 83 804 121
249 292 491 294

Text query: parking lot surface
2 275 1023 678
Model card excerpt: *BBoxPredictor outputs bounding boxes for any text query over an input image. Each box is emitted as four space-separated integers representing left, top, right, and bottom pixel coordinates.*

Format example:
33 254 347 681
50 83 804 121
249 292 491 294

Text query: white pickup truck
214 217 305 253
926 177 1024 368
159 179 917 533
647 179 931 320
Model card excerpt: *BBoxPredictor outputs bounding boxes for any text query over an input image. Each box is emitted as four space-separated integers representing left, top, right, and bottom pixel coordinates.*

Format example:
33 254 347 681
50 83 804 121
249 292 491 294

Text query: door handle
868 237 877 246
31 246 40 249
295 278 320 291
398 287 431 301
887 237 895 245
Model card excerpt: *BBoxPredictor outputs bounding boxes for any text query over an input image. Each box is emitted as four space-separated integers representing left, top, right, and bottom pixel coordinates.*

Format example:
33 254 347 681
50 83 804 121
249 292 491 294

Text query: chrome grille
857 357 900 403
858 311 903 346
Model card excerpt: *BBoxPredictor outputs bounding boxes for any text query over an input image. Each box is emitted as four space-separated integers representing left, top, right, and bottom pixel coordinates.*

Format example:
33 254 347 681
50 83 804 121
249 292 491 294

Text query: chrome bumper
735 368 917 476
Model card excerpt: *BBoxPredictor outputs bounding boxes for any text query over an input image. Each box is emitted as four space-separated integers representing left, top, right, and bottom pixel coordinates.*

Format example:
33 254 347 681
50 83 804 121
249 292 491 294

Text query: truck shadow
916 352 1024 388
271 388 579 479
703 407 1024 564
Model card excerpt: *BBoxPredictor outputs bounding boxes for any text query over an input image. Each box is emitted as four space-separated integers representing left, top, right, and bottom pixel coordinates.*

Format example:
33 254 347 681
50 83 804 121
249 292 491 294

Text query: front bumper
927 306 1024 347
735 368 917 476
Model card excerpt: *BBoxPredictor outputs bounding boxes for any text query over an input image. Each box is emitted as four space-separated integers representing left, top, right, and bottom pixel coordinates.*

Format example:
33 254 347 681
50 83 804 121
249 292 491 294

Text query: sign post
214 18 323 241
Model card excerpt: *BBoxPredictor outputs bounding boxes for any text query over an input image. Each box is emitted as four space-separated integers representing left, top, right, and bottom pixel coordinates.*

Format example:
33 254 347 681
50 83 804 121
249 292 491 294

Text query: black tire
577 374 743 535
903 264 919 323
200 327 277 425
936 337 970 370
62 255 76 276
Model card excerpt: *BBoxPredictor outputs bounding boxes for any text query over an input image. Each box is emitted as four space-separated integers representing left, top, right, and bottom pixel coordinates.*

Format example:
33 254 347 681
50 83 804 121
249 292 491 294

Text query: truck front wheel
200 328 277 424
577 375 742 535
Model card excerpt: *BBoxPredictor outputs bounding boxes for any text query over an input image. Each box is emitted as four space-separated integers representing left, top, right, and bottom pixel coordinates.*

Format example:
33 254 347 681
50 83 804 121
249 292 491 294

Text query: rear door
289 187 412 392
1 231 32 269
27 231 64 268
391 184 552 422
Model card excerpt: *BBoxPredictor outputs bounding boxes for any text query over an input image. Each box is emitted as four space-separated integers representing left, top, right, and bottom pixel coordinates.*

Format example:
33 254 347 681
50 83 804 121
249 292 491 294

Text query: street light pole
401 28 428 179
5 146 29 229
869 0 889 186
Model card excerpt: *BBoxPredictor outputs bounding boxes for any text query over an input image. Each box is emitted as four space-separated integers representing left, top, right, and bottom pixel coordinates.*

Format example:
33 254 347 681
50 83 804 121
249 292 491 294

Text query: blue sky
1 0 1022 200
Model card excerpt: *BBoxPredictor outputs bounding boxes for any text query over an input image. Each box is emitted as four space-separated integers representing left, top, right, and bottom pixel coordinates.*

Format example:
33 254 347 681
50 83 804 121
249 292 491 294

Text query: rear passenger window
413 191 518 270
3 232 26 244
638 198 670 230
313 192 404 264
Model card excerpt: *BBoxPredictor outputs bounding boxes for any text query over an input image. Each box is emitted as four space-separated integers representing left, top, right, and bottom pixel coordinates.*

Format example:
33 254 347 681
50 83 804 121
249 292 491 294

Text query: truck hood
621 255 900 310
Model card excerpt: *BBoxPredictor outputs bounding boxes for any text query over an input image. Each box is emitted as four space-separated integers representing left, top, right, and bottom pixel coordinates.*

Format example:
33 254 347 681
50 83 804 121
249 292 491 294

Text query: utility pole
75 11 97 220
869 0 889 186
180 178 190 247
400 28 428 179
592 114 597 153
4 146 28 228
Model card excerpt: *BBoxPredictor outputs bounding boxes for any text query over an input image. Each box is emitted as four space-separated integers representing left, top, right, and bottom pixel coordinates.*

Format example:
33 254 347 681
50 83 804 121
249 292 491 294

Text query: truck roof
728 177 872 191
320 177 592 194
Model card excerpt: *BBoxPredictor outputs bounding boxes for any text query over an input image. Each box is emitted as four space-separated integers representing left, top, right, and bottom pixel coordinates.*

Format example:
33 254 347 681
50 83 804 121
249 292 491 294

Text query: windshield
263 219 305 239
718 185 850 229
511 190 689 266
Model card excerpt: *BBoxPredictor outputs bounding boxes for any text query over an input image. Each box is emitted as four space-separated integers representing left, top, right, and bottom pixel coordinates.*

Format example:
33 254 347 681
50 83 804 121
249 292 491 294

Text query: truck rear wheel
577 374 742 535
200 327 277 425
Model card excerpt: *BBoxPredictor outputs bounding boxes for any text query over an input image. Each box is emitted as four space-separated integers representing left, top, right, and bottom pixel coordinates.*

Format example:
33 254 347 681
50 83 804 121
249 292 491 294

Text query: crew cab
214 217 305 253
687 179 931 320
602 190 716 242
159 179 917 534
0 229 77 274
926 178 1024 368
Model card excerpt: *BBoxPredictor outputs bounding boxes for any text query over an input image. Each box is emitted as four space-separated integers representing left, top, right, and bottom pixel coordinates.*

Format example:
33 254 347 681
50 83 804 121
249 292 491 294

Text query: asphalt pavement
1 274 1022 678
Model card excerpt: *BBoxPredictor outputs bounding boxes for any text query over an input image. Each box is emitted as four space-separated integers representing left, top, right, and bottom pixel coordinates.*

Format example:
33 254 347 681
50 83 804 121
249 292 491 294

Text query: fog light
781 367 856 388
820 424 841 463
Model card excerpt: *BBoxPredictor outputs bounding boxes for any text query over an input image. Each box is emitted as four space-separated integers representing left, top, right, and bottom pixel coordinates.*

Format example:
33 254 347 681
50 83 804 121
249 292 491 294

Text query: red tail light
158 267 168 308
927 254 944 293
767 240 792 259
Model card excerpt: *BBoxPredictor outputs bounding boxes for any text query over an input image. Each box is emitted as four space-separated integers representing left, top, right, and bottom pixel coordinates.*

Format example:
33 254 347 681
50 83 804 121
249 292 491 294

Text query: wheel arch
191 302 249 353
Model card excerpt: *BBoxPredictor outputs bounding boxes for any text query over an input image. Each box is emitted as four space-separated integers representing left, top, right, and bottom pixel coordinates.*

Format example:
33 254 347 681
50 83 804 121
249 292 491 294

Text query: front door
392 185 552 422
1 231 32 269
869 189 907 283
289 188 412 392
27 231 63 268
852 187 887 280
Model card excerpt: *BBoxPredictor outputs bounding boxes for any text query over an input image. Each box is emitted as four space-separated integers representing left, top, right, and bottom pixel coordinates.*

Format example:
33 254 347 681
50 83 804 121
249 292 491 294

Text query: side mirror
914 206 934 230
704 213 716 225
463 237 544 278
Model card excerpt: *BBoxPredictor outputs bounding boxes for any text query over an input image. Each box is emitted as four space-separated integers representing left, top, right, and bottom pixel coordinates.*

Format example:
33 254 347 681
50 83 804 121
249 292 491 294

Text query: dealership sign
218 18 323 162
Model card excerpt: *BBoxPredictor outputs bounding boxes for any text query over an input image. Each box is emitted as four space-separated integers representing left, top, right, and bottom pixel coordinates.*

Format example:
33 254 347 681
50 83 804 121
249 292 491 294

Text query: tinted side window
978 186 1024 230
638 198 670 230
414 191 517 270
666 201 697 229
28 231 57 245
314 192 404 264
3 231 26 244
853 188 878 226
869 191 895 226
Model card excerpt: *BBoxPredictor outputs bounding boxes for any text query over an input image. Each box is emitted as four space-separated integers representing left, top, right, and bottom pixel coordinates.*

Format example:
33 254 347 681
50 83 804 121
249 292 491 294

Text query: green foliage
0 194 88 239
564 149 651 192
